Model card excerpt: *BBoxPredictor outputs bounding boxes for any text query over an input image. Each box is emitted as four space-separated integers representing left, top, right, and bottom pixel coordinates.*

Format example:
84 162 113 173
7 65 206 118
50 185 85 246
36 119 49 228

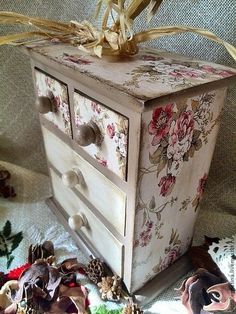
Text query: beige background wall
0 0 235 214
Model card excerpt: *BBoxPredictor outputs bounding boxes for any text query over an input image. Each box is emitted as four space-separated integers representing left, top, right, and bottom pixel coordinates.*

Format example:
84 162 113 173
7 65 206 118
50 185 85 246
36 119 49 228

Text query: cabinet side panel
131 87 227 292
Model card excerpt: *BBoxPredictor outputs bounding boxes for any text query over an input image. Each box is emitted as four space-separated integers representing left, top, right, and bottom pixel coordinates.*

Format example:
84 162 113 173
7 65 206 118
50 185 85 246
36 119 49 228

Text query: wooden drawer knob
36 96 53 114
68 214 86 231
62 169 83 188
75 121 103 147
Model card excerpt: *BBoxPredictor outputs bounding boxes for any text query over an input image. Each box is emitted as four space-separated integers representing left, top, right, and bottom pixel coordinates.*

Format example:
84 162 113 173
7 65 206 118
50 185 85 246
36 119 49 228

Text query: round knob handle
68 214 86 231
62 169 83 188
75 121 103 147
36 96 53 114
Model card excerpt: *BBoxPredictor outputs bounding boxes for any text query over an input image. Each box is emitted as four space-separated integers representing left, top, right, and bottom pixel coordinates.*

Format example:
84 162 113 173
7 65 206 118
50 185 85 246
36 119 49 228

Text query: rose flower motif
192 173 208 210
158 174 176 197
106 123 115 139
197 173 208 197
167 111 194 165
161 246 181 270
148 104 173 146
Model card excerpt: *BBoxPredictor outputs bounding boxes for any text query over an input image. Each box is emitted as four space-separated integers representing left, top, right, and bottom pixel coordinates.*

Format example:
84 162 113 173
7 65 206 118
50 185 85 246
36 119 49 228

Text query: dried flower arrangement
0 241 143 314
0 0 235 60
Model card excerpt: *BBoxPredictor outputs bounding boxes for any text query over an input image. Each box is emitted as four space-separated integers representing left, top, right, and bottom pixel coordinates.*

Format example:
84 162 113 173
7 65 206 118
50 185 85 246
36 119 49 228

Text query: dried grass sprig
0 0 235 61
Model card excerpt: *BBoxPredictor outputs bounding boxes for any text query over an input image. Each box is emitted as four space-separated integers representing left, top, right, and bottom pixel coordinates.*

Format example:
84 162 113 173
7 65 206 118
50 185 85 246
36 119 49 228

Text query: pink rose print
135 221 153 248
91 101 101 114
95 154 108 167
148 104 173 146
200 65 236 77
192 173 208 210
167 111 194 164
158 174 176 197
200 65 215 73
106 123 115 139
160 246 181 270
169 68 202 78
53 95 61 109
197 173 208 197
62 53 93 65
216 69 236 78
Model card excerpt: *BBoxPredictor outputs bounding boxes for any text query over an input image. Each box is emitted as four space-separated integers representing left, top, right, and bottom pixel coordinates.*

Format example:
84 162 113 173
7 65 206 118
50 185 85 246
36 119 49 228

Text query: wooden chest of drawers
25 42 236 294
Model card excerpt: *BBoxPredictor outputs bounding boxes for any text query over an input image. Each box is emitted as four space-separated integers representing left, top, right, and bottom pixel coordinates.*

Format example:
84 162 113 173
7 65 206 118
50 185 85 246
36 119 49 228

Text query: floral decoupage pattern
35 70 72 137
131 87 227 291
125 52 236 92
73 92 129 180
29 44 236 101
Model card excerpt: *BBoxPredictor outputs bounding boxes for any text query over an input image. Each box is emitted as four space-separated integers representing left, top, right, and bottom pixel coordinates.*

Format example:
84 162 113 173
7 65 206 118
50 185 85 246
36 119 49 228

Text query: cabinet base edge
134 254 192 306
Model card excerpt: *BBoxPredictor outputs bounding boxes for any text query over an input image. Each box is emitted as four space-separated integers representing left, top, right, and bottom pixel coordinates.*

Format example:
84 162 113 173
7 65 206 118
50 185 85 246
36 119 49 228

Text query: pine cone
28 241 54 264
0 168 16 198
86 258 106 284
97 275 122 301
122 301 143 314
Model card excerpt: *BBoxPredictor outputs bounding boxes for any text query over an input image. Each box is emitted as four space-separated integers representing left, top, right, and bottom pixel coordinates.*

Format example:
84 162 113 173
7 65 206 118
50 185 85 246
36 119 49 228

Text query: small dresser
24 42 236 294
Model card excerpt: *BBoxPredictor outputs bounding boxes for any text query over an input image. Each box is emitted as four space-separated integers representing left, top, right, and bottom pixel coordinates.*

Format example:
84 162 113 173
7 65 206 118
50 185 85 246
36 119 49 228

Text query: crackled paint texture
73 92 129 180
35 70 72 137
131 88 227 291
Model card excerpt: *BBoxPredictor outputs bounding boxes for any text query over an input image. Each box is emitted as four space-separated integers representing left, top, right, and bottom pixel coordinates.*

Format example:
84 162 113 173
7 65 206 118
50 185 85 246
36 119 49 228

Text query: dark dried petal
57 258 85 274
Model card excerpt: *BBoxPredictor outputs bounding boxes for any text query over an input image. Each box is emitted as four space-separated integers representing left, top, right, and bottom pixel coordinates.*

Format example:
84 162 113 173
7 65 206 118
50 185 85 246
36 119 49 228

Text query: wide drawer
73 91 129 181
34 68 72 137
42 126 126 236
50 168 123 277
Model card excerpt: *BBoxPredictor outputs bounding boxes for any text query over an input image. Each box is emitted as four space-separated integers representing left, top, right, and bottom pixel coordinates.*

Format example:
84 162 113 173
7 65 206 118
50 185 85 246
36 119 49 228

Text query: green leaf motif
142 210 147 228
7 255 14 269
149 196 156 209
90 305 122 314
149 146 164 164
192 129 201 141
0 220 23 269
10 232 23 252
156 157 167 174
3 220 11 237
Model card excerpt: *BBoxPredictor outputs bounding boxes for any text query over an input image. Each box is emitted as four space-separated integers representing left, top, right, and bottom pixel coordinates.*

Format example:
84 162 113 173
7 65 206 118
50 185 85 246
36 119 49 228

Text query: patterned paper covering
74 91 128 180
27 42 236 102
35 69 72 136
131 87 227 291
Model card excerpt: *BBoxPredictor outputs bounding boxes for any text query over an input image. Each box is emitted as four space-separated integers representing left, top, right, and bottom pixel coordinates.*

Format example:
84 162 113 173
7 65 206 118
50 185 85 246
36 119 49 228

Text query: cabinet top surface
26 41 236 102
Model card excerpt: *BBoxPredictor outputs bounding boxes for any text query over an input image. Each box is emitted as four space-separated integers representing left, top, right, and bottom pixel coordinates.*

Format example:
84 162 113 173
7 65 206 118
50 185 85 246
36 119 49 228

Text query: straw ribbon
0 0 235 61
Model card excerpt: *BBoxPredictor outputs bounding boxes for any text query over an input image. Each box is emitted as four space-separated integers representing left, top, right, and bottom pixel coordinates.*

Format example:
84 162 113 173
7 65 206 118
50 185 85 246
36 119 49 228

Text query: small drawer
42 126 126 236
50 168 123 277
73 91 129 181
34 68 72 137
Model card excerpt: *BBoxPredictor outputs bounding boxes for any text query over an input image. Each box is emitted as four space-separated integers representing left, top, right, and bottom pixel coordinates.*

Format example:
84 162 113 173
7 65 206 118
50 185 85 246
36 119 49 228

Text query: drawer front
50 168 123 277
42 126 126 236
34 69 72 137
73 91 128 181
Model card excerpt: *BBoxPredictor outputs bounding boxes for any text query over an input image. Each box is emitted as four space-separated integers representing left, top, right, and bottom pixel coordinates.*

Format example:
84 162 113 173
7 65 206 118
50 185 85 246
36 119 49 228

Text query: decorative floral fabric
73 92 128 181
35 69 72 137
131 87 227 292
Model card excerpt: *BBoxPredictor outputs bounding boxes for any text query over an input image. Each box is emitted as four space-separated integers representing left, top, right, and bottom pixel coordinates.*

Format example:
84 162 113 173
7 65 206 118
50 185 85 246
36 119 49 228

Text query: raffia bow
0 0 235 60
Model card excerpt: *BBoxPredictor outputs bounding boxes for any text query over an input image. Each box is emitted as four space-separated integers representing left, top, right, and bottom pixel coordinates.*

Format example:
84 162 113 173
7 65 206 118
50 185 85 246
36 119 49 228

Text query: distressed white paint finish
50 168 123 276
73 91 129 181
35 69 72 136
42 126 127 236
